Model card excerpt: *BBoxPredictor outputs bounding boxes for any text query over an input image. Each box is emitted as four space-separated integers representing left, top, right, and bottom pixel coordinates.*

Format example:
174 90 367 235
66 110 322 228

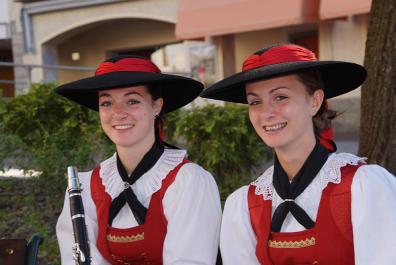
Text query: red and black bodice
248 141 362 265
90 141 188 264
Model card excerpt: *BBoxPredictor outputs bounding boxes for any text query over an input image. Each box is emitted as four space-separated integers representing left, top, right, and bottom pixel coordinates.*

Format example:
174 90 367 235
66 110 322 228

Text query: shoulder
223 186 250 220
324 152 366 170
355 163 394 176
178 162 213 178
313 152 366 188
224 186 250 210
353 163 396 188
159 150 219 198
163 161 221 214
175 162 217 188
327 152 395 184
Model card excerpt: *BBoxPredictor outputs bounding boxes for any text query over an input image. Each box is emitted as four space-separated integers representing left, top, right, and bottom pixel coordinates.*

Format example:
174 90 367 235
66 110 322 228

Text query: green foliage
165 103 271 199
0 83 116 264
0 82 114 194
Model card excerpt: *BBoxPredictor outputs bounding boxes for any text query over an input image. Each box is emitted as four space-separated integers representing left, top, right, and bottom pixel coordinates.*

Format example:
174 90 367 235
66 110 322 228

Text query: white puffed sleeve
162 163 222 265
56 171 110 265
220 186 260 265
352 164 396 265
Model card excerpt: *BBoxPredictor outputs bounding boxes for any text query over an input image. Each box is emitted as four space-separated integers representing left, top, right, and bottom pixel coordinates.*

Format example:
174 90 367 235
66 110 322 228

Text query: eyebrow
98 91 142 99
246 86 289 97
270 86 289 93
246 92 259 97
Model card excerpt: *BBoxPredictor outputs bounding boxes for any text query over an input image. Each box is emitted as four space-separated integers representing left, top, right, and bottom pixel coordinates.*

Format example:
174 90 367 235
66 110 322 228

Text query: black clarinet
67 166 91 265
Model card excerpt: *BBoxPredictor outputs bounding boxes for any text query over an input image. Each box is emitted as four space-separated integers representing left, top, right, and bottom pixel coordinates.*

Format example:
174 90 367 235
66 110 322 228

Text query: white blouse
56 148 222 265
220 153 396 265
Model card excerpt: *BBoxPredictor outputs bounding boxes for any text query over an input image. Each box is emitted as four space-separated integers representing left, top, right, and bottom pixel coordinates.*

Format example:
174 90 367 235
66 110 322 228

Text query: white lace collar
99 148 187 199
251 153 367 200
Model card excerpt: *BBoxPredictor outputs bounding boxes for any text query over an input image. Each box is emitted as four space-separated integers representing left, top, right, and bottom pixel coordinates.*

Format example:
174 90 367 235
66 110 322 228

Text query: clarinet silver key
67 166 91 265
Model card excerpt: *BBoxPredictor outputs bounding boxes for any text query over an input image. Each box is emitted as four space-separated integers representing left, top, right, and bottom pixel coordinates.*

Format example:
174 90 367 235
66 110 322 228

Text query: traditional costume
201 44 396 265
56 56 222 265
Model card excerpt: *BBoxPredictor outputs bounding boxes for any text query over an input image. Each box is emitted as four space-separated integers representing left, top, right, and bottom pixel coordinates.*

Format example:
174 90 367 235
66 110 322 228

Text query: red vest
91 160 189 265
248 164 362 265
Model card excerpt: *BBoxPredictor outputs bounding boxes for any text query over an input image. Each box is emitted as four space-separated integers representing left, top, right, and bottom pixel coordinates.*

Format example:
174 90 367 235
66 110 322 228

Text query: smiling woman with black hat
201 44 396 265
55 56 222 265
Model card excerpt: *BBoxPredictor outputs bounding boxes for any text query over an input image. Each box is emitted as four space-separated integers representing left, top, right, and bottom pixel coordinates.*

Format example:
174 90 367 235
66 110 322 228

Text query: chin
259 134 281 146
261 137 289 151
111 137 136 147
115 142 138 149
264 142 280 149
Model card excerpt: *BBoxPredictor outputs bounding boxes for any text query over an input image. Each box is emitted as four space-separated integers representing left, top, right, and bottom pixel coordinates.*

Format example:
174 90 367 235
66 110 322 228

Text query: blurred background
0 0 392 264
0 0 371 142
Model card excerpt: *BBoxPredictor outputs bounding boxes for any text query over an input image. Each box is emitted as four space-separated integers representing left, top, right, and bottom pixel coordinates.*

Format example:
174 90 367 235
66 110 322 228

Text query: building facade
2 0 372 141
0 0 13 97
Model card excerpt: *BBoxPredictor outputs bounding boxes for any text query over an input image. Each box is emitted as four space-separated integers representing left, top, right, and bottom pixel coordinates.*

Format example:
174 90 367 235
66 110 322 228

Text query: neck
116 133 156 175
275 132 317 180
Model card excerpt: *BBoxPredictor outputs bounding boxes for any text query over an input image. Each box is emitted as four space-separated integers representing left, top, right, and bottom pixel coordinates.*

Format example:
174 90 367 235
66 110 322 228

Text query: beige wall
319 14 368 98
213 28 289 81
234 28 289 71
56 19 176 83
34 0 179 46
17 0 180 84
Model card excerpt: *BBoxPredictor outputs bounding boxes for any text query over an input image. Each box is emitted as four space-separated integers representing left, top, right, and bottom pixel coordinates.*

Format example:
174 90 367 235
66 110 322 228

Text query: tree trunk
359 0 396 175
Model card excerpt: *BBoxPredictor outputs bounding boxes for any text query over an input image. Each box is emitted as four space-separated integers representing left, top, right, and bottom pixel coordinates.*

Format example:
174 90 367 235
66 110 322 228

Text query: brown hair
295 70 337 136
147 85 165 141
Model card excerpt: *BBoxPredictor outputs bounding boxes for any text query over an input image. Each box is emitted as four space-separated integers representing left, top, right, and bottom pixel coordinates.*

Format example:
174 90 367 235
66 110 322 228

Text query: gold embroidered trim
268 237 316 248
107 232 145 243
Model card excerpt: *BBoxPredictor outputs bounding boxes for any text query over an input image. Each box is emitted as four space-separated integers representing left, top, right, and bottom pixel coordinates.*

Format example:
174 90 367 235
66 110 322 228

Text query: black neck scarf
108 140 164 226
271 140 329 232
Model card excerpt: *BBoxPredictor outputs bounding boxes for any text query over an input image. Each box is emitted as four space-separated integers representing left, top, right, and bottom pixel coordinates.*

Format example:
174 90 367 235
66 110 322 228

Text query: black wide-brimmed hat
55 56 203 112
200 44 367 103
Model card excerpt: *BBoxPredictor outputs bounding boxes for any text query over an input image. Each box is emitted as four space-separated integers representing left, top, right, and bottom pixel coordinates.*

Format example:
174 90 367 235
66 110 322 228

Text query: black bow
271 140 329 232
108 141 164 226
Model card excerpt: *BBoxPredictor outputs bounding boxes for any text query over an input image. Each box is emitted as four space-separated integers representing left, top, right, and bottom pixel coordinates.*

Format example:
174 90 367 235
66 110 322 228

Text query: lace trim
99 149 187 199
251 153 366 201
251 166 274 200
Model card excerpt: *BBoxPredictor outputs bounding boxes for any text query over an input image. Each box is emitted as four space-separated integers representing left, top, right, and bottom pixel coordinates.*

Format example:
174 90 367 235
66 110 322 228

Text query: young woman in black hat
201 44 396 265
56 56 222 264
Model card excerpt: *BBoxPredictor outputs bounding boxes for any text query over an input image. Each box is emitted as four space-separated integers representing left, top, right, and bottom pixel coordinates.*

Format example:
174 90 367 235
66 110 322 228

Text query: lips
113 124 134 130
263 122 287 132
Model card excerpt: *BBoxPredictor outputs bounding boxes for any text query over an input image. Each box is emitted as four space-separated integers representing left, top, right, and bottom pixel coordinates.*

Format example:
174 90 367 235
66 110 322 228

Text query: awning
176 0 319 39
320 0 371 20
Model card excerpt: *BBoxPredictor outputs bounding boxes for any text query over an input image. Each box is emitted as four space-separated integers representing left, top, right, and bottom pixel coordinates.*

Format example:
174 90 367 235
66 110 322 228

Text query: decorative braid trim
251 153 366 201
107 232 145 243
268 237 316 248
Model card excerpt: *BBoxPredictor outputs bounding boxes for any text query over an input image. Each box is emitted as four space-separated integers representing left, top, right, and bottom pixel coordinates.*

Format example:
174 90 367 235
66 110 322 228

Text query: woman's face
246 74 323 154
98 85 163 150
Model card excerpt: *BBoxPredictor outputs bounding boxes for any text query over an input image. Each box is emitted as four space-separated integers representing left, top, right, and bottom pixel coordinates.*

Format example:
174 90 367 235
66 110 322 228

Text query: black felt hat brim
55 71 203 113
200 61 367 103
